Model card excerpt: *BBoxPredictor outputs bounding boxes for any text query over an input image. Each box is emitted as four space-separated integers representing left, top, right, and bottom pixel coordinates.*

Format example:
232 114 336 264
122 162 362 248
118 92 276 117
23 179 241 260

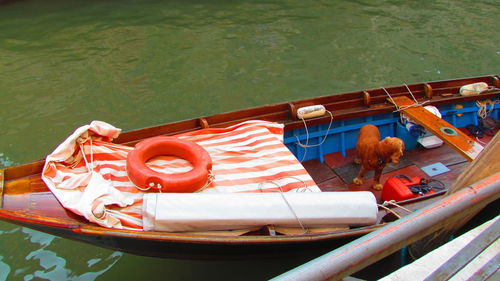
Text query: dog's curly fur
353 124 405 190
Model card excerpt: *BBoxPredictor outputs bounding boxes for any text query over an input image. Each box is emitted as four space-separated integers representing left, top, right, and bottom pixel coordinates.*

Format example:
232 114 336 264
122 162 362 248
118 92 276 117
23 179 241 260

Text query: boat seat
389 96 483 161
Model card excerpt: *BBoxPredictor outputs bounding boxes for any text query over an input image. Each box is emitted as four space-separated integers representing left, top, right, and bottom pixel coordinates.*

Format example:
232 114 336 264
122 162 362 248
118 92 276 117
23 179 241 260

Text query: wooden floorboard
317 177 349 192
324 150 357 169
301 159 338 184
404 145 467 168
304 128 497 201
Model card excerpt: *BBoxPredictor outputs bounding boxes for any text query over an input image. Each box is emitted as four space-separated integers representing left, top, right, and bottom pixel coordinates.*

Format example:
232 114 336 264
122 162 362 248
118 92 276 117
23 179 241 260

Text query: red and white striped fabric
42 120 320 230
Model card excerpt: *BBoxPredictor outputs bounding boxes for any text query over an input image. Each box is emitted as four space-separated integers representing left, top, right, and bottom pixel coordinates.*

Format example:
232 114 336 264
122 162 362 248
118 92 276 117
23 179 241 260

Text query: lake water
0 0 498 280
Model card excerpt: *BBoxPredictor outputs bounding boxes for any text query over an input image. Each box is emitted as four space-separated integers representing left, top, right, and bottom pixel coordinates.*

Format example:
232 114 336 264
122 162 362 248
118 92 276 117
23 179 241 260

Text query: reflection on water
0 0 498 279
0 153 14 169
0 257 9 281
0 220 316 281
0 226 122 281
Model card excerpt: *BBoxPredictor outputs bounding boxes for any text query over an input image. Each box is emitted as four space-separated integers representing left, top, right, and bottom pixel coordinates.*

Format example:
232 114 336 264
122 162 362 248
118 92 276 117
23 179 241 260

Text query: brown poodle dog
353 124 405 190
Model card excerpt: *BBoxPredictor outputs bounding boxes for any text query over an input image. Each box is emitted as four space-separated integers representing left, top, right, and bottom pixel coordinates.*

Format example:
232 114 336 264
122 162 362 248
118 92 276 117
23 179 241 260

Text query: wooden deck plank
317 177 349 192
324 150 358 169
431 162 467 189
390 96 483 161
302 159 338 184
319 139 475 201
404 145 467 168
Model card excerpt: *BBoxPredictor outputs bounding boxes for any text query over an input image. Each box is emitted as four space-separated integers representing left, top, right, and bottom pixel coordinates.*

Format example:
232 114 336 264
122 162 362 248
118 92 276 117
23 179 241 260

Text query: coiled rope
476 99 499 119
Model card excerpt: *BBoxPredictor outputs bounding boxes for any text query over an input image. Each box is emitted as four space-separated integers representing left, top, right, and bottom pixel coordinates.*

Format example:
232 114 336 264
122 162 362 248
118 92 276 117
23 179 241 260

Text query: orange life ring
126 136 212 193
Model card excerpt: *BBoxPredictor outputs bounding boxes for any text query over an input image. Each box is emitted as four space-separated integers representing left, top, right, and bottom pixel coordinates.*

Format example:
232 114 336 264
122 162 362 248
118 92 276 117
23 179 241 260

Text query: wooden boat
1 75 499 259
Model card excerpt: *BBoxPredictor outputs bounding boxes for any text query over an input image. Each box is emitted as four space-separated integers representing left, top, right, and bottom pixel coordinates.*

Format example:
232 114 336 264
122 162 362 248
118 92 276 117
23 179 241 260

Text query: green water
0 0 498 279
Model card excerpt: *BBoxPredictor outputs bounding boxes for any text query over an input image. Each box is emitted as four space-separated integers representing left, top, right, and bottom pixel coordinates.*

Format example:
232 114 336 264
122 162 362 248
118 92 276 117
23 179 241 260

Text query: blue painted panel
284 100 499 162
396 122 419 150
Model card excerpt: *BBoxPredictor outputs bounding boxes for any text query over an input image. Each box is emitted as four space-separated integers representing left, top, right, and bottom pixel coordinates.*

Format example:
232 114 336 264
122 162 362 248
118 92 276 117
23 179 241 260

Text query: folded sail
142 192 378 232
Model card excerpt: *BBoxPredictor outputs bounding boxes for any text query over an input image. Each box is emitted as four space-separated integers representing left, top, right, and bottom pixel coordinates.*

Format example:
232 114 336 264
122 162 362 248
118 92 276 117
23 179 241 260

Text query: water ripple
0 226 122 281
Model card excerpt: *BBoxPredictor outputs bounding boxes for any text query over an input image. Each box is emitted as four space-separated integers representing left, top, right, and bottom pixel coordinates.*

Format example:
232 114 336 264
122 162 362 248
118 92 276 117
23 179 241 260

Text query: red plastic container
382 176 435 202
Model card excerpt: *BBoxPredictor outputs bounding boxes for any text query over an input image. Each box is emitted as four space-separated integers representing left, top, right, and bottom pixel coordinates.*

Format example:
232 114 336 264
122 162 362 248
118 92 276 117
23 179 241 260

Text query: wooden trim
424 83 433 99
363 91 371 106
492 76 500 88
198 117 209 129
288 103 298 120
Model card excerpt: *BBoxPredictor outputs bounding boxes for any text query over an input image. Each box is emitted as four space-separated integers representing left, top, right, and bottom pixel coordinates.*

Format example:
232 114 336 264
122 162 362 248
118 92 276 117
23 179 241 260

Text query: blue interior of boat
284 101 500 162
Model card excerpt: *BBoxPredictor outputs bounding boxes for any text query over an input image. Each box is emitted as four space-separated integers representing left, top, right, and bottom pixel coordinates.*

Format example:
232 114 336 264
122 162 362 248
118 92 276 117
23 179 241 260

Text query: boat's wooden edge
69 221 385 244
0 203 385 244
113 75 500 144
0 189 450 244
4 75 499 182
0 208 80 229
3 160 45 183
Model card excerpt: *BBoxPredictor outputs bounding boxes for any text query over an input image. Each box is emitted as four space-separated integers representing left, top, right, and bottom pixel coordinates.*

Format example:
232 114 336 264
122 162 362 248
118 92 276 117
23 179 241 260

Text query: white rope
134 169 215 193
475 136 487 146
134 184 152 192
294 110 334 162
476 99 499 119
383 200 413 213
378 200 413 220
383 85 430 113
199 170 215 191
404 84 418 102
377 204 402 219
257 177 309 193
78 137 94 174
258 177 309 234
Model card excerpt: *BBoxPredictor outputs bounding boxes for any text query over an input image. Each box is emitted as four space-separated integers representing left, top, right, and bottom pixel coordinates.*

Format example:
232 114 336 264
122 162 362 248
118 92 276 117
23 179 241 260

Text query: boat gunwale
3 75 499 182
0 206 385 244
0 190 448 244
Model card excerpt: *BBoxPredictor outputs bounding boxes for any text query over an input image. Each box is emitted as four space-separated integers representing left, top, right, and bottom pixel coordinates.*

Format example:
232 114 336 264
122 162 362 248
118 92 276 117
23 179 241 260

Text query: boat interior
3 99 498 231
288 99 499 196
302 129 496 202
287 98 498 226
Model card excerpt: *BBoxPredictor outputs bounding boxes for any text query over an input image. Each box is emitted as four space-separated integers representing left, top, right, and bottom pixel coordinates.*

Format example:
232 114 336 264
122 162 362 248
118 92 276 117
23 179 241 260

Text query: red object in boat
382 175 435 202
126 136 212 192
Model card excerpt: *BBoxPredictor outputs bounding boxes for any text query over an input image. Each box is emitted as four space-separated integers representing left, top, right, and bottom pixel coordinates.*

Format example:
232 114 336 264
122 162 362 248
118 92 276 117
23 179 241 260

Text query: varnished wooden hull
10 217 376 259
1 75 499 258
